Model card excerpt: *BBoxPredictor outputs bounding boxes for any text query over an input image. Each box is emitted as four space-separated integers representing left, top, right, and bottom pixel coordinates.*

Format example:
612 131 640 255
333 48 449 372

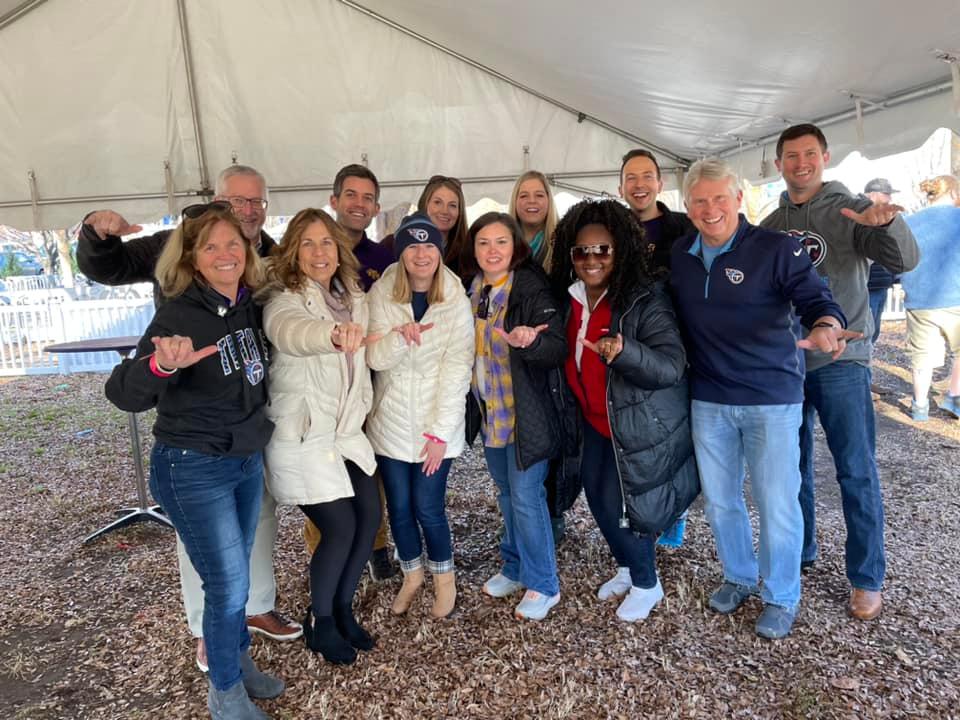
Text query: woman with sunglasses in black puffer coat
547 198 699 624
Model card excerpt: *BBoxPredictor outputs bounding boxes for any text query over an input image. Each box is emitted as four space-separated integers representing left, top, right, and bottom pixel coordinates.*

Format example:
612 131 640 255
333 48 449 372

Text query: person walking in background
461 212 566 620
548 199 699 623
863 179 902 347
365 213 474 619
260 209 381 666
901 176 960 420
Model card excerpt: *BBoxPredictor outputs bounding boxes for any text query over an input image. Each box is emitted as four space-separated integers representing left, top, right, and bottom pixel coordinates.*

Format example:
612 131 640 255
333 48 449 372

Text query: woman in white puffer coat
261 208 381 667
366 213 474 619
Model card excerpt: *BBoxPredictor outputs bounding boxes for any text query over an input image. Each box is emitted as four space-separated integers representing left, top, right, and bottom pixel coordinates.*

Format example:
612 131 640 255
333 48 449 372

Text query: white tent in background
1 0 959 231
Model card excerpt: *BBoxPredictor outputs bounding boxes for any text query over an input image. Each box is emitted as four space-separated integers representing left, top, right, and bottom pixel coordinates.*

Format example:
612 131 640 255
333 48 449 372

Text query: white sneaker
597 567 632 600
616 580 664 622
483 572 524 598
514 590 560 621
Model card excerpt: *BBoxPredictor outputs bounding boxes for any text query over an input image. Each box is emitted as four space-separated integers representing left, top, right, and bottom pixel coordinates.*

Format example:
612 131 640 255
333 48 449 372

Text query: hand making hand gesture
151 335 218 371
86 210 143 241
493 323 548 349
580 333 624 364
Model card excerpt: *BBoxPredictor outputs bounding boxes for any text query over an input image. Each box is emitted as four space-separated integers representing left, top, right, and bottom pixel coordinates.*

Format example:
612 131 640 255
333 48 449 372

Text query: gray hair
215 165 268 198
682 158 739 205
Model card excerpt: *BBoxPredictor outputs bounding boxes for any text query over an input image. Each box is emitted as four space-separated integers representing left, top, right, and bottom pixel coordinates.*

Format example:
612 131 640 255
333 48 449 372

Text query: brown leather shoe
246 610 303 641
849 589 882 620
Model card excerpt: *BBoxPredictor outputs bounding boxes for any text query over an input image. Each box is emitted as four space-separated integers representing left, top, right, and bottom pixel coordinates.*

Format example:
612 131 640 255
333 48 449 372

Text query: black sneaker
368 547 398 581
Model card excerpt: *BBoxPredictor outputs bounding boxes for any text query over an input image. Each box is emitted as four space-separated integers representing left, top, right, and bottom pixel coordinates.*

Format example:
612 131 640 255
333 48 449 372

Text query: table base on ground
84 504 173 544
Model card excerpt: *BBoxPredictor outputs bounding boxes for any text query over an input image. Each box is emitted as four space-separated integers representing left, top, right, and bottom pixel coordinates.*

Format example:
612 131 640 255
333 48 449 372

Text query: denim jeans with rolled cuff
377 455 454 574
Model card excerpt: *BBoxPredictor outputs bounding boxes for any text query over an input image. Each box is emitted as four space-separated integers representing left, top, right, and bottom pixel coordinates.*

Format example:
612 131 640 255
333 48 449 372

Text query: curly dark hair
548 198 652 310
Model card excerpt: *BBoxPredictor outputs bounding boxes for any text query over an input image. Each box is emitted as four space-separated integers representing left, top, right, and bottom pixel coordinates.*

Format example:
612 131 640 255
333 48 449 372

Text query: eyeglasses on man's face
222 195 269 212
570 244 613 261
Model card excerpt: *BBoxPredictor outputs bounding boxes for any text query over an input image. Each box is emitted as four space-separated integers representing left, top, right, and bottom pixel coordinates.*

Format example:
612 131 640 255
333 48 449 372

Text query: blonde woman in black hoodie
106 202 282 720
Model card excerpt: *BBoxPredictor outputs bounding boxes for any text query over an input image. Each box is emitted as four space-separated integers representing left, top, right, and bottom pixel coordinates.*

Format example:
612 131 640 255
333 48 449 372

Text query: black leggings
299 462 381 617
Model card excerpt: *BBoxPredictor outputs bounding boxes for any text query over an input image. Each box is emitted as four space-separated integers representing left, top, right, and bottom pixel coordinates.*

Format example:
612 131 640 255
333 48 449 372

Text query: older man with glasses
78 165 302 675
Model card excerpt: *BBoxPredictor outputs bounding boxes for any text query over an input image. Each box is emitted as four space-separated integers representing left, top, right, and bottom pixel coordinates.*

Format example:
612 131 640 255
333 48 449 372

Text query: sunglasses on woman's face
428 174 462 189
182 200 232 220
570 244 613 261
476 283 493 320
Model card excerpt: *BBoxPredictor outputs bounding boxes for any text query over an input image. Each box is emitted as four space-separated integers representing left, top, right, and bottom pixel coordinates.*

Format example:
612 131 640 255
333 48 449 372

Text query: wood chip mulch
0 321 957 719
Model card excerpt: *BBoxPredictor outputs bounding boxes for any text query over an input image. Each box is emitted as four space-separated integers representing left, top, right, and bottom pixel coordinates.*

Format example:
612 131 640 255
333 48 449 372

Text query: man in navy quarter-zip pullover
670 158 850 640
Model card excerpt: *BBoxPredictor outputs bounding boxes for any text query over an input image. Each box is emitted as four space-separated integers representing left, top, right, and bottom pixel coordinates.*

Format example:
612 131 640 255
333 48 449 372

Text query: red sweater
565 295 612 438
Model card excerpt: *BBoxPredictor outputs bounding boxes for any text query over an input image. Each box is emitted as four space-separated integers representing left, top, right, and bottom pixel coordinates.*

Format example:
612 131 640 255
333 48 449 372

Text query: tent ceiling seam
0 0 46 31
336 0 691 166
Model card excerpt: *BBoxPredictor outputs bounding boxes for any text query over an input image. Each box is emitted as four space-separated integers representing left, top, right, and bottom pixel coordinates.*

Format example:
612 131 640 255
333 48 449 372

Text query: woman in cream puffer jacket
261 208 381 667
365 212 474 620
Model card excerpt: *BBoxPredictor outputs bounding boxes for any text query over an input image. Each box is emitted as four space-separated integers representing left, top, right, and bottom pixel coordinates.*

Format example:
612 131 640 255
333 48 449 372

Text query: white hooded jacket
262 282 376 505
365 262 474 461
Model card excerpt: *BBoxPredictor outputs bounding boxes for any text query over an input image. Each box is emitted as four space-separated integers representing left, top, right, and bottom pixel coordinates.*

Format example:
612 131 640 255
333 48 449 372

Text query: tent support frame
176 0 211 193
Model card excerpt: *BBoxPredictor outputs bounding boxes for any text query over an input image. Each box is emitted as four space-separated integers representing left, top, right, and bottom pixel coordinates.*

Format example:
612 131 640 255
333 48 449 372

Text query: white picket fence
0 284 908 377
0 297 154 375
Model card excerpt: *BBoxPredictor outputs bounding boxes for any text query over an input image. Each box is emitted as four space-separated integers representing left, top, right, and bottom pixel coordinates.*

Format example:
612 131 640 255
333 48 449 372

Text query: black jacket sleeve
509 285 567 368
608 287 686 390
104 310 182 412
77 223 167 286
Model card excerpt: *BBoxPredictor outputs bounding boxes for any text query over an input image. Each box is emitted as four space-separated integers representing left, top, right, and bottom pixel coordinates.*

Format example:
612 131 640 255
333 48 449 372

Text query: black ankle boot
303 609 356 665
334 603 375 651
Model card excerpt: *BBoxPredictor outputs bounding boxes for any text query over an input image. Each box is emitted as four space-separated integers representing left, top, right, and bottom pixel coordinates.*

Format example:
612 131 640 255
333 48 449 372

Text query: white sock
597 567 632 600
616 580 664 622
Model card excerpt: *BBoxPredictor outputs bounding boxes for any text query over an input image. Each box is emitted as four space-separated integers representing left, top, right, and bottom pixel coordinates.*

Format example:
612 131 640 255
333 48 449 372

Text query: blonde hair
682 158 740 204
391 250 445 305
264 208 360 299
508 170 558 272
920 175 960 205
156 207 264 298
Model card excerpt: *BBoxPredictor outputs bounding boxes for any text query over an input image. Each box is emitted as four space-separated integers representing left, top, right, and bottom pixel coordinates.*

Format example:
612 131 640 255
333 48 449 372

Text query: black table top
45 336 142 354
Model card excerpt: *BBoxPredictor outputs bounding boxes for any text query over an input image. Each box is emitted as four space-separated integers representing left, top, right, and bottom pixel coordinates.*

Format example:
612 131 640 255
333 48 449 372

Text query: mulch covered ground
0 321 958 719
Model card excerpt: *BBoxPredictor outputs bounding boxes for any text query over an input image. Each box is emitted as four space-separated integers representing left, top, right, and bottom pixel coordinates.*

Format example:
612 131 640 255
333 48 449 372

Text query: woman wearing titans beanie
365 213 474 618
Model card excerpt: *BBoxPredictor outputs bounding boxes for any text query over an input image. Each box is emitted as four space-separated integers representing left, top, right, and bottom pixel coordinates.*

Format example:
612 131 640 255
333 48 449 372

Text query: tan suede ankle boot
431 570 457 619
391 567 424 615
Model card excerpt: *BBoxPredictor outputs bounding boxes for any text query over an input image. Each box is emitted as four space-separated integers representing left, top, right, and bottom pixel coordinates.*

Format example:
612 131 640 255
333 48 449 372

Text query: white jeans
178 483 278 637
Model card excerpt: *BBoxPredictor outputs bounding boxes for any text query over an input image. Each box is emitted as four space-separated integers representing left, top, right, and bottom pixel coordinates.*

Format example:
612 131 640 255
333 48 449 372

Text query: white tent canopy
1 0 958 230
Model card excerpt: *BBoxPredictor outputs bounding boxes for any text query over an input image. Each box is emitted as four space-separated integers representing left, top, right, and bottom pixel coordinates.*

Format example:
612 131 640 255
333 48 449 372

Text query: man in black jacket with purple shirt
618 149 694 273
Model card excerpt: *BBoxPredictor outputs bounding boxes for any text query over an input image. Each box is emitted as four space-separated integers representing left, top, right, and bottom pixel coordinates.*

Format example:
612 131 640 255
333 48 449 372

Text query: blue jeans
691 401 803 609
377 455 454 574
149 444 263 692
799 361 885 591
580 423 657 589
484 445 559 596
868 288 888 345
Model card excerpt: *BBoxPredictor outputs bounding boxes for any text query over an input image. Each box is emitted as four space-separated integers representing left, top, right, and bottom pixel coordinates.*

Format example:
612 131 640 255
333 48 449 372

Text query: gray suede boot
207 680 270 720
240 648 285 699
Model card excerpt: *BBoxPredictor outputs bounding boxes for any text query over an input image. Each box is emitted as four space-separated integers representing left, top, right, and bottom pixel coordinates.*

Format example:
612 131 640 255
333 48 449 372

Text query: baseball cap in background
864 178 898 195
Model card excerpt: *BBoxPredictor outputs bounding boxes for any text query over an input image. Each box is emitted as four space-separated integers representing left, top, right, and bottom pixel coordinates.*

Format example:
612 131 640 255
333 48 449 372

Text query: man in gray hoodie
761 124 919 622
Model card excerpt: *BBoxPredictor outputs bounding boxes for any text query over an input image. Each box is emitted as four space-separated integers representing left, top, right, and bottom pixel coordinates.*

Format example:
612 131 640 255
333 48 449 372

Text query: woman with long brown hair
260 209 381 666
